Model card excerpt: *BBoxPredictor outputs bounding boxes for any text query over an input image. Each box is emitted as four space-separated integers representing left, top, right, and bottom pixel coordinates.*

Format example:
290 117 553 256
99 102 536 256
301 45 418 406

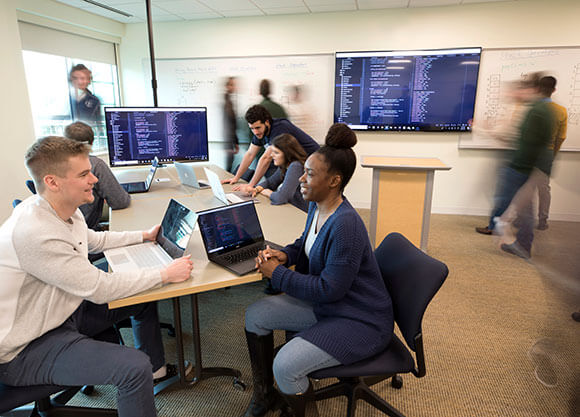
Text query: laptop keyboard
126 245 165 268
223 245 263 265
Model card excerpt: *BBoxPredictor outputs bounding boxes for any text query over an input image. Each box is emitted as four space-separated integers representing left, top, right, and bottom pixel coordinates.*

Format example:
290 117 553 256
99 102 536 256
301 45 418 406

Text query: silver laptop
203 167 259 206
197 200 282 276
119 156 159 194
174 161 210 189
104 199 197 273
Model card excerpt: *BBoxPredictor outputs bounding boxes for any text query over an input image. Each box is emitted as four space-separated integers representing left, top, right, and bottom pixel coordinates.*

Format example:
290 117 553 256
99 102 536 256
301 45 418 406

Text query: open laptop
203 167 259 205
197 200 282 275
120 156 159 194
104 198 197 273
174 161 210 189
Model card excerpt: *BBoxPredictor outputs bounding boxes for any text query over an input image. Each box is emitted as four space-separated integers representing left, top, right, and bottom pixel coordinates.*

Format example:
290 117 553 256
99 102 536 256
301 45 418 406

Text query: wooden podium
362 156 451 251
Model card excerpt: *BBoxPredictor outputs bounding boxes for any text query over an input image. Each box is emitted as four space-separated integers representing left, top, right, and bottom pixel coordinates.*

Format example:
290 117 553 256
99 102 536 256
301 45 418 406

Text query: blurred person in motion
288 84 316 134
494 76 567 240
223 76 240 173
535 76 567 230
475 72 554 259
259 79 288 119
69 64 101 125
244 133 308 213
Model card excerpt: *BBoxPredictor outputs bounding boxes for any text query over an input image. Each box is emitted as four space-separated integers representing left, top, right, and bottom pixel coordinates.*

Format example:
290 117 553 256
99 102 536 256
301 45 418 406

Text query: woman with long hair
247 133 308 213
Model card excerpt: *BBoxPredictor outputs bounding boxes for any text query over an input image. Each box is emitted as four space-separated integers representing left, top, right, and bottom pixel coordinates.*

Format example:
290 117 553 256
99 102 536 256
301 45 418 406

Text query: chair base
4 403 117 417
313 376 406 417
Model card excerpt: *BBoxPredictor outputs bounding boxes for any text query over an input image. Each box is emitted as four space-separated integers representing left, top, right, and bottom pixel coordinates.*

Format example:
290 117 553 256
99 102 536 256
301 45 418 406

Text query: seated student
64 121 130 230
246 133 308 213
240 124 394 417
0 136 193 417
223 105 319 188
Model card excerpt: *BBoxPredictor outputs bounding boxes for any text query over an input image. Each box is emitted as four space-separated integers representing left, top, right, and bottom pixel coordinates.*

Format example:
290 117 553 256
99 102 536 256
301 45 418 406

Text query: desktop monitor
105 107 209 167
334 47 482 132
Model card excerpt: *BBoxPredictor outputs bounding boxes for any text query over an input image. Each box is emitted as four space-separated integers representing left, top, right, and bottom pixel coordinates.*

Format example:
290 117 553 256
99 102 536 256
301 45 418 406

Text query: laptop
120 156 159 194
104 198 197 273
203 167 259 205
197 200 282 275
174 161 210 189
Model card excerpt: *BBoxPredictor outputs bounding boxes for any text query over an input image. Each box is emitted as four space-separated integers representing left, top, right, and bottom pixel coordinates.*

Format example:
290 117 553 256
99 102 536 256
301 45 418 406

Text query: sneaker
493 217 508 236
475 226 493 235
500 242 531 259
536 221 548 230
154 362 192 385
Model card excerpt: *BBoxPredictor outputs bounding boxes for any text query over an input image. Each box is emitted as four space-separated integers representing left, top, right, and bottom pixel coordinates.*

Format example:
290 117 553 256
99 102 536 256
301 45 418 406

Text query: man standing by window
69 64 101 125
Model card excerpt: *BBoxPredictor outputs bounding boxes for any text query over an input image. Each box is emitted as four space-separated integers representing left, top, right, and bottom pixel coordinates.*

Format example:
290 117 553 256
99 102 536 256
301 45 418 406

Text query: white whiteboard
154 54 334 144
459 47 580 151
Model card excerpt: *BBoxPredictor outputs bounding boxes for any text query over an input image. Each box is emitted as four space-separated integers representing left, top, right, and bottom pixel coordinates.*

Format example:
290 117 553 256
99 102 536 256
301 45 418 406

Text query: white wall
119 0 580 220
0 0 36 222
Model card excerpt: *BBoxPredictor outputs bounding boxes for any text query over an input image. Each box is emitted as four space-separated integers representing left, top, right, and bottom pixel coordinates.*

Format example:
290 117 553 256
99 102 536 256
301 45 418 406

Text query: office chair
303 232 449 417
12 199 22 208
25 180 36 195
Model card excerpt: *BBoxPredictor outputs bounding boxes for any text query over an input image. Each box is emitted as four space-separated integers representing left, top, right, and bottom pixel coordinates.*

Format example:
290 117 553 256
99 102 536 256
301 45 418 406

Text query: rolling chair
301 232 449 417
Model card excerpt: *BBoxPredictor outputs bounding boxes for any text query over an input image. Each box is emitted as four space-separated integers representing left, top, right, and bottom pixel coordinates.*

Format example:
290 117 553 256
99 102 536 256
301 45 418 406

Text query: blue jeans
0 301 164 417
245 294 340 394
487 166 534 251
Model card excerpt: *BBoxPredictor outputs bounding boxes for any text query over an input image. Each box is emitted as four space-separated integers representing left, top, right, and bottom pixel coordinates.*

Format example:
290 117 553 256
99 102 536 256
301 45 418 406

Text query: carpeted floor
67 213 580 417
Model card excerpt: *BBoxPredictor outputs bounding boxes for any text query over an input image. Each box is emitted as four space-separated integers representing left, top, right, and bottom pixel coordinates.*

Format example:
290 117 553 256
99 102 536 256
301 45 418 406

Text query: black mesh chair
305 232 449 417
25 180 36 195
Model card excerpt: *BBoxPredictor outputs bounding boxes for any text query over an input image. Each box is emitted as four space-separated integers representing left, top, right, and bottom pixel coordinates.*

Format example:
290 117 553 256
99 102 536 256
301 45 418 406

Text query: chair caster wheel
391 375 403 389
81 385 94 395
233 378 246 391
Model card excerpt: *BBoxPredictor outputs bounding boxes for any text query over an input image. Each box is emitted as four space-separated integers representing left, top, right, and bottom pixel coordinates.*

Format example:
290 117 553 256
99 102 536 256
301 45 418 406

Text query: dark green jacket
510 99 555 176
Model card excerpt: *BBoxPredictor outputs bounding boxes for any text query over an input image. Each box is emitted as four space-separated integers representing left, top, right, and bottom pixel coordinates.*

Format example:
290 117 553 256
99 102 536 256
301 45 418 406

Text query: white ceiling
54 0 518 23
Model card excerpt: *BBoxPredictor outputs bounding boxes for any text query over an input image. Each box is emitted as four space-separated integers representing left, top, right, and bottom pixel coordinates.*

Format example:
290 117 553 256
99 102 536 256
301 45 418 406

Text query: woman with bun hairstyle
247 133 308 213
239 123 394 417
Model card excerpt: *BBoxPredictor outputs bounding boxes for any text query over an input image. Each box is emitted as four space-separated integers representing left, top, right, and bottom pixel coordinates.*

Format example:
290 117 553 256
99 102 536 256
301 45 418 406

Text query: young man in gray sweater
0 136 193 417
64 121 130 230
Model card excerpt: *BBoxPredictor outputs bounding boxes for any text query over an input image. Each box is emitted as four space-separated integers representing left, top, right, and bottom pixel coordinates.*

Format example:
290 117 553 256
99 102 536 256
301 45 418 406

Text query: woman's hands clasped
255 245 287 278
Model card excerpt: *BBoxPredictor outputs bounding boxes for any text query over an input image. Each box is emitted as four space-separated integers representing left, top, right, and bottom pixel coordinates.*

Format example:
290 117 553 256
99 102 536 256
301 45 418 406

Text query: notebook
104 198 197 273
120 156 159 194
197 200 282 276
174 161 210 189
203 167 259 205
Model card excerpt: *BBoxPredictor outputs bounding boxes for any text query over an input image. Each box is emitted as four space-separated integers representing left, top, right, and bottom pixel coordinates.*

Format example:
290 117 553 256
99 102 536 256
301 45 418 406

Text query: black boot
240 330 280 417
280 385 319 417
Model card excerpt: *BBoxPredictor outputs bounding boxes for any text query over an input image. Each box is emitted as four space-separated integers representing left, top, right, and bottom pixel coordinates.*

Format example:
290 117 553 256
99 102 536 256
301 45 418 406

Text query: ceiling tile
408 0 461 7
304 0 354 5
221 9 264 17
309 4 357 12
253 0 306 8
154 0 211 14
358 0 410 10
179 11 224 20
55 0 90 7
196 0 257 11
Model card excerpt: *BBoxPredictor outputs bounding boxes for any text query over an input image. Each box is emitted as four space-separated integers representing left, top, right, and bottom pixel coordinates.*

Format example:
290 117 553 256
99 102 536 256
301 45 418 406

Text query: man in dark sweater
64 121 130 230
224 105 319 190
475 76 554 258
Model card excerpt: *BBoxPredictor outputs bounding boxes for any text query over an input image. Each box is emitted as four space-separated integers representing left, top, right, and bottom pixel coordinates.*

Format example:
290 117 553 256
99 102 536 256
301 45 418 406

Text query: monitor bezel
104 106 210 167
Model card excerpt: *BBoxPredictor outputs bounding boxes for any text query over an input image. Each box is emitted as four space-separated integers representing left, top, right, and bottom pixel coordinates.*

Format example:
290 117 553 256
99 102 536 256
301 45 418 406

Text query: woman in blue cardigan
240 123 394 417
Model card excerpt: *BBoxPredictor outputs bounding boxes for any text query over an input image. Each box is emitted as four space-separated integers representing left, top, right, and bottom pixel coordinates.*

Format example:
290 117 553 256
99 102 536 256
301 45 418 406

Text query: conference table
108 163 307 392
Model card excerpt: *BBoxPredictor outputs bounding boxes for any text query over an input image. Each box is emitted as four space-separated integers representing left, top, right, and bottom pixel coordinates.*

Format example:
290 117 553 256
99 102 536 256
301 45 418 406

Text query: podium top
361 156 451 171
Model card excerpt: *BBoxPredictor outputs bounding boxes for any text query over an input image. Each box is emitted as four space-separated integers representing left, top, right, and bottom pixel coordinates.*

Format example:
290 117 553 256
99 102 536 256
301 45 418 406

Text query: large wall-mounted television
334 47 481 132
105 107 209 167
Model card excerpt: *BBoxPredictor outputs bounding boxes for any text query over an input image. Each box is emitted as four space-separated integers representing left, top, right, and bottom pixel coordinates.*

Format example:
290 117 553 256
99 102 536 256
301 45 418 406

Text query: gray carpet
67 213 579 417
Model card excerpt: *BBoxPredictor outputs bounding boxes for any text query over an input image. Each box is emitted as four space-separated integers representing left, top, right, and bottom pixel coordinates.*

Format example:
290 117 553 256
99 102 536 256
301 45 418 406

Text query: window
22 50 121 152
